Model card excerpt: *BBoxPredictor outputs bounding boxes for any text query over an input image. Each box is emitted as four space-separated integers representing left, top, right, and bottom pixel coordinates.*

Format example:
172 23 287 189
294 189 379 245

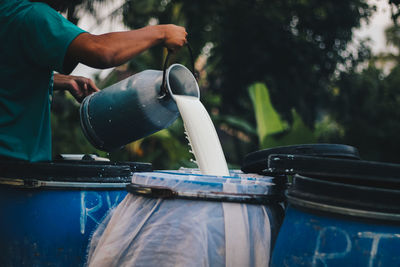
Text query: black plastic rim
241 144 360 174
0 160 152 182
288 174 400 220
266 154 400 188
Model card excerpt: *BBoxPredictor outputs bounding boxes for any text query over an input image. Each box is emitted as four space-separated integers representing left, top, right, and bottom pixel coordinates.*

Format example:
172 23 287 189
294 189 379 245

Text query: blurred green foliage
52 0 400 168
248 83 287 143
248 82 316 149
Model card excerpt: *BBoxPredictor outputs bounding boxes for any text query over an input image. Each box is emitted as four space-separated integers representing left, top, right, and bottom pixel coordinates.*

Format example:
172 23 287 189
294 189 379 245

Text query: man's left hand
54 73 100 103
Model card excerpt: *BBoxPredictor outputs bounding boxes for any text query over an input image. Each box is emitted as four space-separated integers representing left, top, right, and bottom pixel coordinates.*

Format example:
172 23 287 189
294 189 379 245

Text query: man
0 0 187 162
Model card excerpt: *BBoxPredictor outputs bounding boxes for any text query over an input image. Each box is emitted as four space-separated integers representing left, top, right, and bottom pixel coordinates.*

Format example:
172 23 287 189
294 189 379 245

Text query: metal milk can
80 45 199 151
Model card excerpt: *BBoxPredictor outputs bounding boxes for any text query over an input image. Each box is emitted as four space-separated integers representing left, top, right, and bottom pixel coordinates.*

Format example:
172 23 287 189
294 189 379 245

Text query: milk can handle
160 43 197 97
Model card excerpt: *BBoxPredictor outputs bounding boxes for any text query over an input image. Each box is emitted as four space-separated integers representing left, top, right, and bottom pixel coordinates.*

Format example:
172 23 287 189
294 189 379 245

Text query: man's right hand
161 24 188 52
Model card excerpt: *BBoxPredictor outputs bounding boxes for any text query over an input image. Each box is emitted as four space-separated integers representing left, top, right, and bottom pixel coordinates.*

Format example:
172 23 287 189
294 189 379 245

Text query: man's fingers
60 75 98 103
163 24 188 51
71 82 84 102
77 77 99 97
88 79 100 92
80 77 99 94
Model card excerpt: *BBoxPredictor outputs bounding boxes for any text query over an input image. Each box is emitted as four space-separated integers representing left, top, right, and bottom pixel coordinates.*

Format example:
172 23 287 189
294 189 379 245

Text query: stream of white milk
174 95 230 176
174 95 254 266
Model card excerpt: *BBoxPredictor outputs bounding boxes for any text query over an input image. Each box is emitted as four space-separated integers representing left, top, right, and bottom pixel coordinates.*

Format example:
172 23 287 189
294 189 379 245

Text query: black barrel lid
117 161 153 172
259 153 400 221
266 154 400 188
241 144 360 174
55 154 153 173
0 159 152 183
288 174 400 221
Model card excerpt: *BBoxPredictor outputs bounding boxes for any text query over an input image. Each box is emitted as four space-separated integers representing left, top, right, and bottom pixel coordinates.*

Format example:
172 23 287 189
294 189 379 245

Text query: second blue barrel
270 155 400 266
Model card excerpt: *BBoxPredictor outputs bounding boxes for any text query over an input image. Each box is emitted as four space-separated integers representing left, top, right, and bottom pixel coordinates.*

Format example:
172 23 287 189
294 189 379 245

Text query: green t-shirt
0 0 85 162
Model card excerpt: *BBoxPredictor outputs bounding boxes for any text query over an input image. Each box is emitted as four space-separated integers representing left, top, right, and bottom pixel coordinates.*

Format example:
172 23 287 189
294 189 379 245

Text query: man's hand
53 73 100 103
161 24 188 52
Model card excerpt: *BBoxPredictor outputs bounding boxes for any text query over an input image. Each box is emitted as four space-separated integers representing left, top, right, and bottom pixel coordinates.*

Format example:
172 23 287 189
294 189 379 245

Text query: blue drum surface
0 159 151 267
271 206 400 267
0 187 127 266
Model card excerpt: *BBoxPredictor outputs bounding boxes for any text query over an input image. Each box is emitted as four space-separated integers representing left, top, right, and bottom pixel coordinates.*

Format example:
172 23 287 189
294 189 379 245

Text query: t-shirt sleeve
20 3 86 73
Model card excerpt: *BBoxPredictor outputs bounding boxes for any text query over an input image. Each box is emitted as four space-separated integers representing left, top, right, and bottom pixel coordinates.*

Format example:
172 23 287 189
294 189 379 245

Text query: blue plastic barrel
0 160 151 267
270 155 400 266
86 169 285 267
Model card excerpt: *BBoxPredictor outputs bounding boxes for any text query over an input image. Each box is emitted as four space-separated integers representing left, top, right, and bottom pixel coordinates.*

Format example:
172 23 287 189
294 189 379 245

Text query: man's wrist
149 25 166 45
53 73 72 91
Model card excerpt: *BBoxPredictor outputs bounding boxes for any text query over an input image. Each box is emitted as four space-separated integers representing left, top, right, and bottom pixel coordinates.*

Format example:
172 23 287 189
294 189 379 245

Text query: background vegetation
52 0 400 169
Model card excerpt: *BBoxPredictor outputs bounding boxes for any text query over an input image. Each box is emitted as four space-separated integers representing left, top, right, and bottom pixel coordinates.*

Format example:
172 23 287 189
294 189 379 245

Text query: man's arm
64 24 187 73
53 74 99 103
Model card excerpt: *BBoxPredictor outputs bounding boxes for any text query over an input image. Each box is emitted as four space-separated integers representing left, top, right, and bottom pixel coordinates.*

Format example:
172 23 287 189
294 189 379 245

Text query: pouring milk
173 95 229 176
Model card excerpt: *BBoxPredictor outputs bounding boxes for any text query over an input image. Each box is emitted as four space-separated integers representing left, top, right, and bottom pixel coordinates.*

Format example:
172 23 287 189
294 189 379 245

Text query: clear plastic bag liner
86 170 278 267
135 169 275 194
